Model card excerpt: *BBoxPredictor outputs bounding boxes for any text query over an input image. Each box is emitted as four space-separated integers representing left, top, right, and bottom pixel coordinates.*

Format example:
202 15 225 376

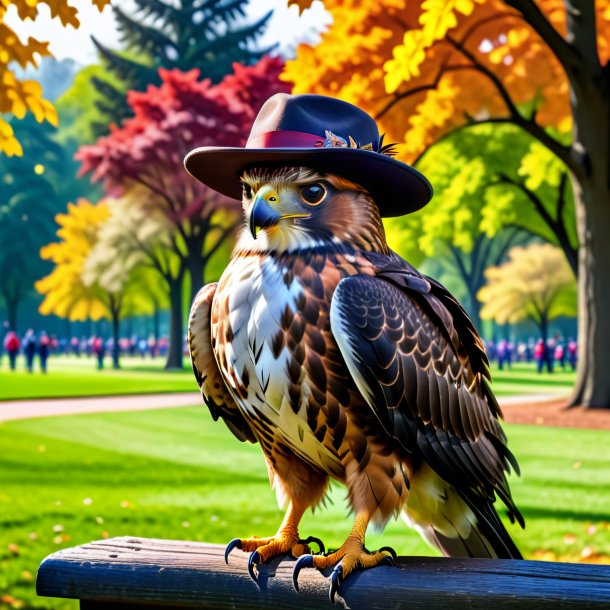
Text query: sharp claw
329 564 343 604
301 535 326 555
292 553 314 592
247 550 260 582
381 554 395 567
224 538 242 564
379 546 397 562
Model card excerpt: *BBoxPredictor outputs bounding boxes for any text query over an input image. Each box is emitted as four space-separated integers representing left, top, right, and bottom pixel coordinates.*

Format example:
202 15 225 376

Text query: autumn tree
0 0 110 155
36 200 147 368
77 57 290 368
286 1 610 408
478 244 577 342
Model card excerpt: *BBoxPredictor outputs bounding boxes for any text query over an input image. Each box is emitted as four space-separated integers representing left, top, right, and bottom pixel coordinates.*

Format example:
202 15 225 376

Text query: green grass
1 358 574 402
489 361 575 396
0 356 195 400
1 407 608 609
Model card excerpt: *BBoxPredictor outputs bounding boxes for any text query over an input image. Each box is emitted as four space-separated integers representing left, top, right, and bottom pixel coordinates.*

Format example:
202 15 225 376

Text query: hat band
247 130 324 149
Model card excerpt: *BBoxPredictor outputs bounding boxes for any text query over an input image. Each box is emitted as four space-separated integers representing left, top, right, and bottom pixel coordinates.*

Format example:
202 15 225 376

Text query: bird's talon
247 550 260 582
379 545 397 562
329 564 343 604
302 535 325 555
292 553 314 591
380 554 395 567
224 538 242 564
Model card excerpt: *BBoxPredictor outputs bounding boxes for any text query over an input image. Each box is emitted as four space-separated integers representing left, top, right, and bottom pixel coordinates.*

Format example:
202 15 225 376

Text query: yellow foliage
478 244 576 328
285 1 610 163
0 0 110 156
36 199 111 321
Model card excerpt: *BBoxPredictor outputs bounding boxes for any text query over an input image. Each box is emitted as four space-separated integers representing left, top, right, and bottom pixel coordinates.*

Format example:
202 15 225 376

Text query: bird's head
235 166 389 255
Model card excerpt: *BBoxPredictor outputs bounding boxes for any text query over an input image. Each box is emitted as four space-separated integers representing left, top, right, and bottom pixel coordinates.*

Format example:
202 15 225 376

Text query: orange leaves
0 0 110 156
286 1 599 165
384 0 484 91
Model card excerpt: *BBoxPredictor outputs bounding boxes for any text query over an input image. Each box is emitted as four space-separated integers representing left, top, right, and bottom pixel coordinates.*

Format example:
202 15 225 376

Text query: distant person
3 330 20 371
92 336 105 370
554 341 566 370
496 339 508 370
70 336 80 357
38 331 51 373
23 329 37 373
138 338 147 359
147 335 157 358
567 339 577 371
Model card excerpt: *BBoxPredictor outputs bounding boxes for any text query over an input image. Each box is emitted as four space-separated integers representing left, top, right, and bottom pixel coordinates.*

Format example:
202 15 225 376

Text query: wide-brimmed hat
184 93 433 217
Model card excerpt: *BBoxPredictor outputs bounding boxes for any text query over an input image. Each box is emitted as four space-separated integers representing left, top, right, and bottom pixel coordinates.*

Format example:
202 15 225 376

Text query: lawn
490 362 576 397
0 357 575 402
1 406 608 610
0 356 195 400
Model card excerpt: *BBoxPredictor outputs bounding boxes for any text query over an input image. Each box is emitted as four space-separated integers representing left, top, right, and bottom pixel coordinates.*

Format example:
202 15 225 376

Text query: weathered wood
36 537 610 609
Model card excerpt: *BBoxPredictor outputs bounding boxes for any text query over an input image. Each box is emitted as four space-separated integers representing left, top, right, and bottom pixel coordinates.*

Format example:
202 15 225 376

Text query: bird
185 93 523 603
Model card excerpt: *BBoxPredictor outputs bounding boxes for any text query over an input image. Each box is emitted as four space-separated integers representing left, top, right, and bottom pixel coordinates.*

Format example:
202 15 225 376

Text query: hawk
185 94 523 602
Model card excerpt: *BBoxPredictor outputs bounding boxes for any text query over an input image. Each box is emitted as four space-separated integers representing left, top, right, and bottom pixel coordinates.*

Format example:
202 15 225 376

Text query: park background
1 1 609 608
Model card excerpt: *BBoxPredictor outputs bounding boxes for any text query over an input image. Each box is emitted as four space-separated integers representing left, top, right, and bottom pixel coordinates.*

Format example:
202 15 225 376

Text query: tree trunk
111 308 121 370
566 56 610 407
165 275 184 370
188 256 205 303
153 306 160 343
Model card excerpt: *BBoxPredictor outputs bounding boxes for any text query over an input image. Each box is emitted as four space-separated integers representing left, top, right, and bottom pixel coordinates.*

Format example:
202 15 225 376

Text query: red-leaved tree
78 57 290 368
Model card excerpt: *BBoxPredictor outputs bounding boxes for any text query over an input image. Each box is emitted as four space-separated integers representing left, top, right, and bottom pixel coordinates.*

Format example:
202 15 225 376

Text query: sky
4 0 331 64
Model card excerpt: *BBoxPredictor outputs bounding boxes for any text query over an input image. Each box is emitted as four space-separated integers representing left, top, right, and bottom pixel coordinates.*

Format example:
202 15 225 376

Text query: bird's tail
404 464 523 560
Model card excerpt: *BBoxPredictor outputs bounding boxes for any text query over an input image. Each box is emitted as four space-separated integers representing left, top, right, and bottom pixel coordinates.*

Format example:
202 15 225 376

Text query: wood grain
36 537 610 609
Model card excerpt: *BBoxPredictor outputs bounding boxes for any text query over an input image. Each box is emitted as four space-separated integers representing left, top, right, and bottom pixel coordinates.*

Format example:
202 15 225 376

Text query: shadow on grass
519 506 610 522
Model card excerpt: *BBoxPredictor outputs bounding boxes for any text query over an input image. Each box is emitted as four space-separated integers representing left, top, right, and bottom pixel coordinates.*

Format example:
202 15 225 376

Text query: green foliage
0 116 69 329
55 65 126 145
386 124 576 263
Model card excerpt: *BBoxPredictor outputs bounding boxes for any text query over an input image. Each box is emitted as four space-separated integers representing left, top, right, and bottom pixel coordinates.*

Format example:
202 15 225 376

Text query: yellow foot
292 544 396 603
224 535 325 581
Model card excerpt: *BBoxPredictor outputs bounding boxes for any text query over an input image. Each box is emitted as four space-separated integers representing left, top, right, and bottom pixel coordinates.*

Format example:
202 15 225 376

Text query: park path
0 391 565 424
0 392 203 422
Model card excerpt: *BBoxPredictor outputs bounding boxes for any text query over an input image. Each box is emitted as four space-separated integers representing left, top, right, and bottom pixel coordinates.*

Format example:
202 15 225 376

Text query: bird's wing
329 268 523 555
188 283 257 444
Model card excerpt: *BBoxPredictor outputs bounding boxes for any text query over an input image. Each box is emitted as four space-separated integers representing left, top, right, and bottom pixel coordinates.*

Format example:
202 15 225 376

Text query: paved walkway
0 392 203 422
0 391 565 423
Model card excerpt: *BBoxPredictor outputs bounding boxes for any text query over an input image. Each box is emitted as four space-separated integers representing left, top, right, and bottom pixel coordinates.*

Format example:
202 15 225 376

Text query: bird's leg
292 509 395 602
225 499 325 580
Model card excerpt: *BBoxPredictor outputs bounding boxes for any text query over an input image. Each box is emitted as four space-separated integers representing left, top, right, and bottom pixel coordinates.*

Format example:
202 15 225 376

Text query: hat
184 93 433 217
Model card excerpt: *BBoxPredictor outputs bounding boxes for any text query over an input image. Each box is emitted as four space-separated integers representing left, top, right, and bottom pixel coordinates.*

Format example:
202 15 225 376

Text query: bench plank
36 537 610 609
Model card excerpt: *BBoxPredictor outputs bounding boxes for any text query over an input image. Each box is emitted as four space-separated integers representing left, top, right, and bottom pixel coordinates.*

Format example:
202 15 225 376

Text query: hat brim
184 146 433 217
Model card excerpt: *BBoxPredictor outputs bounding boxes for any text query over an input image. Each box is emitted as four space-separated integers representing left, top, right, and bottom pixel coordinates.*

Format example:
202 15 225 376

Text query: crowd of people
484 337 578 373
2 327 578 375
1 330 170 372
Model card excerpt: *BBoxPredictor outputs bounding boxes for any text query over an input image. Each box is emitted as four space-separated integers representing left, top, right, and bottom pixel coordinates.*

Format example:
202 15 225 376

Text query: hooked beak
248 196 282 239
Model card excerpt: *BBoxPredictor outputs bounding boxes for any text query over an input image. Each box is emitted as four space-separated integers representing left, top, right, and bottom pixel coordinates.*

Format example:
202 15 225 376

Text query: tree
478 244 577 342
90 188 179 368
91 0 275 130
285 1 610 408
385 123 575 327
77 57 290 368
0 115 69 330
35 199 147 368
0 0 110 155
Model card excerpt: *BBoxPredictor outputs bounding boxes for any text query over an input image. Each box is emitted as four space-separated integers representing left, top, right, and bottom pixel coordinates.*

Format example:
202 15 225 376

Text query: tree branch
502 0 582 78
445 34 577 174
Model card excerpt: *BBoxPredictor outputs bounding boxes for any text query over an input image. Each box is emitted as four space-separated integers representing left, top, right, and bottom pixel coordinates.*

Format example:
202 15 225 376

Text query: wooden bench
36 536 610 609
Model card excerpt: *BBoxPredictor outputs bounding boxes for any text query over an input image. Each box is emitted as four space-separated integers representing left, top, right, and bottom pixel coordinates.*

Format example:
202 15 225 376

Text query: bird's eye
300 183 326 206
242 183 254 200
